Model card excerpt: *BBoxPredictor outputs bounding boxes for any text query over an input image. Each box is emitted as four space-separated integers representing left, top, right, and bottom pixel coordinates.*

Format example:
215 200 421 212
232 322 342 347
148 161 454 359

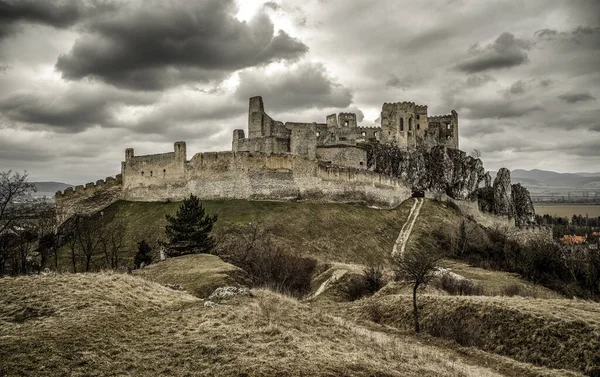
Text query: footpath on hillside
392 198 424 258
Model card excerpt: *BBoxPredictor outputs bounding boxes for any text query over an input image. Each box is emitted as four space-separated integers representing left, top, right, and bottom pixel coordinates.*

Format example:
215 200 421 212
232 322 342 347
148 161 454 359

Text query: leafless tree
0 170 35 236
470 149 482 159
99 219 126 269
393 241 444 333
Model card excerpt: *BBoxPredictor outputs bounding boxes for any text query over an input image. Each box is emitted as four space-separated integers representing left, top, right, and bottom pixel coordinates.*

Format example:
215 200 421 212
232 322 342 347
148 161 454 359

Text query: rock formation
512 183 535 227
493 168 515 217
364 144 535 227
365 144 489 200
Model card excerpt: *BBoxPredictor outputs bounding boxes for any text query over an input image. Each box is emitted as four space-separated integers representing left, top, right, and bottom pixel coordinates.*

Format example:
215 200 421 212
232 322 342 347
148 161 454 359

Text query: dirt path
392 198 424 258
308 269 348 300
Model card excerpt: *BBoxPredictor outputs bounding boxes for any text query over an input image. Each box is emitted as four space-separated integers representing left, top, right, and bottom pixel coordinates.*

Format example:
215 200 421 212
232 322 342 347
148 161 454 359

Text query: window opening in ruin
417 115 420 120
361 131 366 136
150 171 153 177
360 161 364 166
141 171 144 176
344 121 349 126
409 123 412 131
163 169 166 173
400 118 404 131
446 135 451 140
417 124 420 130
424 131 428 137
374 132 378 138
316 132 320 137
339 137 347 141
447 123 451 130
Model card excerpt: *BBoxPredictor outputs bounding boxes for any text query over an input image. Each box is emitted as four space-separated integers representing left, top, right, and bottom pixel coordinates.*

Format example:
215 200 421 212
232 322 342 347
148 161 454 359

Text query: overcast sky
0 0 599 184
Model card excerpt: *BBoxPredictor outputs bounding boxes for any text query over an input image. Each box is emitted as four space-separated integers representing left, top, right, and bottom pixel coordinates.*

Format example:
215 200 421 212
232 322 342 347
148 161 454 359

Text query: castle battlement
56 174 122 197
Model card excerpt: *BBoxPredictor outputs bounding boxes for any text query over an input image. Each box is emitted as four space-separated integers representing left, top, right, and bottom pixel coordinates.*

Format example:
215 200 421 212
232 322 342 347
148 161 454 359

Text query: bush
435 274 484 296
134 240 153 269
216 223 317 297
345 265 387 301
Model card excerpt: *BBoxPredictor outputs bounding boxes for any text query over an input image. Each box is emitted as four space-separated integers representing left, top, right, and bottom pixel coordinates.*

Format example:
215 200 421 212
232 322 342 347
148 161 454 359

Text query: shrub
344 265 387 301
134 240 152 268
435 274 484 296
216 223 317 297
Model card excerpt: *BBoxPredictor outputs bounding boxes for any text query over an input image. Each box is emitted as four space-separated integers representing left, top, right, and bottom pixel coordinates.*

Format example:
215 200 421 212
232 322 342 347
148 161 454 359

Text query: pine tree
134 240 153 268
164 194 217 256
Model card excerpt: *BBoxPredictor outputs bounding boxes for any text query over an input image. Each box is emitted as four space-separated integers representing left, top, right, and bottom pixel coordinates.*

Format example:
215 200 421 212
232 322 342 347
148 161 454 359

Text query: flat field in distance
535 204 600 217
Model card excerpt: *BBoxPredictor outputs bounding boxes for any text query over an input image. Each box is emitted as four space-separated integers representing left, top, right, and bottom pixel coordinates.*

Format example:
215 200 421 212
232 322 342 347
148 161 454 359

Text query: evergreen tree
134 240 153 268
164 194 217 256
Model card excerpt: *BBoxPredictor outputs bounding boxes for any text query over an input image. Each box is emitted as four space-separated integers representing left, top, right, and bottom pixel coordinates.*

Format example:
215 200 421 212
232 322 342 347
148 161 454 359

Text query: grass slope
59 199 413 271
133 254 251 298
351 294 600 376
0 272 562 377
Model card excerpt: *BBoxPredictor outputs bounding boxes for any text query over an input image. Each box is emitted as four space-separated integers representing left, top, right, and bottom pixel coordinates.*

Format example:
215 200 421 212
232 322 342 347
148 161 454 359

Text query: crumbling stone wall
121 151 411 207
55 174 123 221
316 145 367 169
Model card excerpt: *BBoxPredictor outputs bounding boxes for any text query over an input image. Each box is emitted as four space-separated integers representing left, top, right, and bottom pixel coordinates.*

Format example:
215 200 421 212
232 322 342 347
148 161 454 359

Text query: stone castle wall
55 146 412 219
122 150 410 206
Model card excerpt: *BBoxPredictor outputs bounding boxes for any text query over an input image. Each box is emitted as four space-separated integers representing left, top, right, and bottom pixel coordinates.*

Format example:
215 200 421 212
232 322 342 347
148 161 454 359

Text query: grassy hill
349 294 600 376
133 254 251 298
0 272 584 377
58 199 414 271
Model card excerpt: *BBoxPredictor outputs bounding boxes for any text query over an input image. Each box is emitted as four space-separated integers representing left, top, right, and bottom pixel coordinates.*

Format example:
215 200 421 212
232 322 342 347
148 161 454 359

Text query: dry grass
1 272 582 377
443 259 563 299
133 253 251 298
352 293 600 376
57 199 414 272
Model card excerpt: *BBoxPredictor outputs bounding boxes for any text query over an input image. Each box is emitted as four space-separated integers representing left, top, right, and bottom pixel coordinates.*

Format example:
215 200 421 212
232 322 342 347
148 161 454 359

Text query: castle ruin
55 97 460 219
233 96 458 169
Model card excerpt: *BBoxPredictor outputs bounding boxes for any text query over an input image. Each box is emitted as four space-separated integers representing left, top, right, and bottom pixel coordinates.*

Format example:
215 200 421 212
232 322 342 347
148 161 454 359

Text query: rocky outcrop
365 145 488 200
512 183 535 227
493 168 514 217
365 144 535 227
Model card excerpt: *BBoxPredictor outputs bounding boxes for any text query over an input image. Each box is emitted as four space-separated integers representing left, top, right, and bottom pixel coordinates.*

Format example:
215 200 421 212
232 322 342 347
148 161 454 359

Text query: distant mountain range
489 169 600 189
30 182 73 197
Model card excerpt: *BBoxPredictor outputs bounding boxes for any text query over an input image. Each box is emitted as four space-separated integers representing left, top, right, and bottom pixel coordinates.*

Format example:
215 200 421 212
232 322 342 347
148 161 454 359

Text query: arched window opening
417 124 420 130
141 171 144 176
361 131 366 136
150 171 153 177
408 118 413 131
316 131 320 137
344 120 349 127
163 169 166 173
399 118 404 131
417 115 420 120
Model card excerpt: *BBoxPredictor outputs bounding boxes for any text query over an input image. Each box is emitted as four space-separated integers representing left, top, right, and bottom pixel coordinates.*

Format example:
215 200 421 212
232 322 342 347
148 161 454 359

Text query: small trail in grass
308 269 348 300
392 198 424 258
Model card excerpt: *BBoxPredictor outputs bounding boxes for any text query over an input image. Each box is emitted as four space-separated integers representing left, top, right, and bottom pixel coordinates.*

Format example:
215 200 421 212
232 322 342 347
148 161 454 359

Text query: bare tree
76 217 102 272
99 219 126 269
0 171 35 236
470 149 482 159
393 242 444 333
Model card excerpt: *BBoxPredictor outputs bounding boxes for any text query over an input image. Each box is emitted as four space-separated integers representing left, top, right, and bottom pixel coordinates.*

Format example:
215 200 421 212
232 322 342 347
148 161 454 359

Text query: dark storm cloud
455 32 530 73
0 0 114 38
558 92 596 104
263 1 280 11
130 99 245 135
55 0 308 91
385 74 413 90
460 99 543 120
0 86 156 132
465 75 496 88
235 62 353 112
